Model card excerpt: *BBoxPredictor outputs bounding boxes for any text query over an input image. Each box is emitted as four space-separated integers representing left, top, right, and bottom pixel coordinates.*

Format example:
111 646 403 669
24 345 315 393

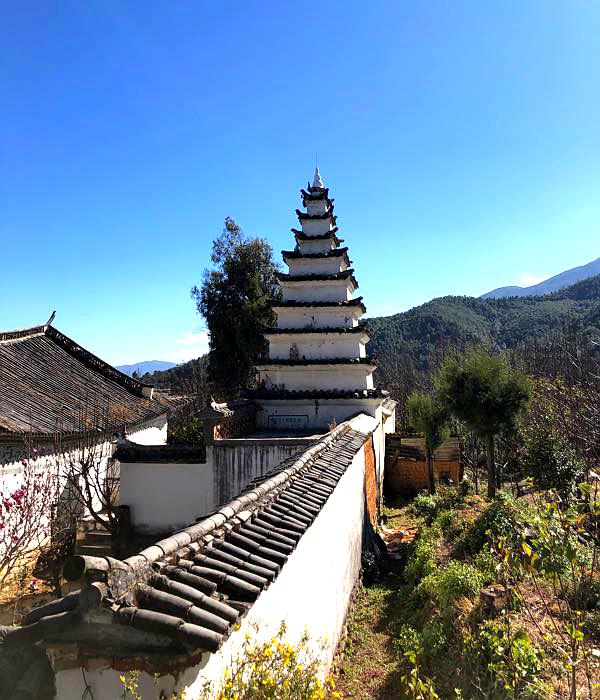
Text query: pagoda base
254 396 387 432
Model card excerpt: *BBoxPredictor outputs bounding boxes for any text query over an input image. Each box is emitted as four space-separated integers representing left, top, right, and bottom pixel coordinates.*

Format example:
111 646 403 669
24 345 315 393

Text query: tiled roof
0 425 368 669
114 441 207 463
275 270 358 291
300 187 332 203
250 387 388 400
295 207 335 222
291 228 343 244
282 247 349 260
263 323 368 336
255 357 375 367
272 297 366 314
0 325 169 436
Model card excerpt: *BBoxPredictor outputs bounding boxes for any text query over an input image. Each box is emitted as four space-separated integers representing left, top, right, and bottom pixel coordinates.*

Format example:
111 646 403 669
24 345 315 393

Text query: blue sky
1 2 599 365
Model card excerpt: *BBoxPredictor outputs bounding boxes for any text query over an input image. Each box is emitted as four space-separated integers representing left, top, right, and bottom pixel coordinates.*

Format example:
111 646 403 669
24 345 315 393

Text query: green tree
191 217 279 397
435 349 530 498
406 392 449 494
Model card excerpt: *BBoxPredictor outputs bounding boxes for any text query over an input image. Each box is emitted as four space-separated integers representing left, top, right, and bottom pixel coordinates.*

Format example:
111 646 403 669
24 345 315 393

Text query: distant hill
369 273 600 374
481 256 600 299
117 360 176 377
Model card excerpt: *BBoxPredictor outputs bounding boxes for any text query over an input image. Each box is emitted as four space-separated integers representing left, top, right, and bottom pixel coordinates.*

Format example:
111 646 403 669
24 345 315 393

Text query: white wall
267 334 367 360
297 238 336 255
54 415 376 700
256 398 382 431
120 440 313 535
286 256 347 276
281 278 353 303
300 218 333 236
258 365 374 392
275 306 362 329
120 460 213 534
127 415 168 445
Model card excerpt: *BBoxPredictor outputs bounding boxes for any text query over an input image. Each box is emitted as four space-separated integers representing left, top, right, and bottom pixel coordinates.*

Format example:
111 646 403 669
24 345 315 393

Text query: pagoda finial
312 166 324 189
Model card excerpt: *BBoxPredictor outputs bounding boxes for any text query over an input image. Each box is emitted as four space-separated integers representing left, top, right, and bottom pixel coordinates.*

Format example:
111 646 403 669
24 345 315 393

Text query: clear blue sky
2 2 599 365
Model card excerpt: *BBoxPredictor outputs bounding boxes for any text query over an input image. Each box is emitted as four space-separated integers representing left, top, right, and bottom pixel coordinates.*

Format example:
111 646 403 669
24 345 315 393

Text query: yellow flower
119 675 126 684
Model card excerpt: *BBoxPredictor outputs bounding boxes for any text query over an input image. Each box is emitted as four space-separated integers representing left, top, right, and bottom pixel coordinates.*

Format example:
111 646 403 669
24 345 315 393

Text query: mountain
481 256 600 299
117 360 176 377
369 273 600 375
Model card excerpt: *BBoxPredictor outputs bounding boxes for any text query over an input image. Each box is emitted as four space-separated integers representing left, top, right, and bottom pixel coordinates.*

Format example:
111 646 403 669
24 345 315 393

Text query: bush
454 492 522 556
418 561 484 609
522 427 583 499
468 620 543 698
404 527 439 587
411 486 465 525
411 493 440 523
421 616 448 658
394 624 422 657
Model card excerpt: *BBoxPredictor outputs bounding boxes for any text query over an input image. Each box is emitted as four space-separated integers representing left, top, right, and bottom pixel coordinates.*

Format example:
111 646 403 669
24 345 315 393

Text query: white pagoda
254 168 389 431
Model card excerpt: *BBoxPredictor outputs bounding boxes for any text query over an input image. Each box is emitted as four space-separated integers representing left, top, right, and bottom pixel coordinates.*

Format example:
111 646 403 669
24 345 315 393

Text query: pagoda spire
312 166 324 189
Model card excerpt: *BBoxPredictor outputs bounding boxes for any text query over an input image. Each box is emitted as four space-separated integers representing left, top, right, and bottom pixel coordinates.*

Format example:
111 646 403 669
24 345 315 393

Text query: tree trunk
426 447 436 494
486 434 496 499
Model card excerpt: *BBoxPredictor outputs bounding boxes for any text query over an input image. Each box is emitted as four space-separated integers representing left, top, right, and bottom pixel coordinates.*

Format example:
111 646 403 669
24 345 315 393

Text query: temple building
254 167 390 431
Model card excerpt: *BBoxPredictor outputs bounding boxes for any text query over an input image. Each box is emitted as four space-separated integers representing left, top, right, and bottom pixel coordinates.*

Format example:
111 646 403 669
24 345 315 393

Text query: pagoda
254 168 388 431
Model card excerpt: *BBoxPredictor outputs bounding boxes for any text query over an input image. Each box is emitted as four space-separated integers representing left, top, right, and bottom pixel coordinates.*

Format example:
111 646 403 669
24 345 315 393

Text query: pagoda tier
254 167 385 430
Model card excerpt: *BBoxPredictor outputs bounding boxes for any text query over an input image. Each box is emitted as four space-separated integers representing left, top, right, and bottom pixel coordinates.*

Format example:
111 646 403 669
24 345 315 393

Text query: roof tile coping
66 419 356 589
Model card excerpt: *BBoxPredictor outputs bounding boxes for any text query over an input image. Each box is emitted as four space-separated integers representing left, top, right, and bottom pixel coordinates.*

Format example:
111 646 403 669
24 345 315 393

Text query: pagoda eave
264 324 368 336
282 247 349 260
256 358 375 368
250 388 389 400
272 297 366 313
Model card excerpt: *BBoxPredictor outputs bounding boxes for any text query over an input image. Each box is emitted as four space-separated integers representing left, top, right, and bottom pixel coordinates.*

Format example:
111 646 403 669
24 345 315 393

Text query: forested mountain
144 274 600 393
481 256 600 299
369 273 600 374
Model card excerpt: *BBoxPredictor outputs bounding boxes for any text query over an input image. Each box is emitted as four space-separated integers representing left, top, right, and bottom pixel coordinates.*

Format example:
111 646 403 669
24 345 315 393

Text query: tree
406 392 449 494
435 349 530 499
0 441 60 591
191 217 280 398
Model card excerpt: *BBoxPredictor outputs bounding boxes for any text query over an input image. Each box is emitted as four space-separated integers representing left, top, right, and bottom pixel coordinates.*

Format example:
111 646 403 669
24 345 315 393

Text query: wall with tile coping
53 414 380 700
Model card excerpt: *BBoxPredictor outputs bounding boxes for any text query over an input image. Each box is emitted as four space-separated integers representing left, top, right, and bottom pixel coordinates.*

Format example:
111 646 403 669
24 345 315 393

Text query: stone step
84 530 112 542
77 544 113 556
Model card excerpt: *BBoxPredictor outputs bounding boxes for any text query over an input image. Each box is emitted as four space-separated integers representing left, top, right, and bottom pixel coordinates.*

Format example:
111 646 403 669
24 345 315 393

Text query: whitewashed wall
275 306 362 329
286 256 348 275
300 218 333 235
267 334 367 360
54 415 377 700
119 439 313 535
256 398 382 431
281 279 352 303
259 365 374 391
127 415 168 445
297 238 336 254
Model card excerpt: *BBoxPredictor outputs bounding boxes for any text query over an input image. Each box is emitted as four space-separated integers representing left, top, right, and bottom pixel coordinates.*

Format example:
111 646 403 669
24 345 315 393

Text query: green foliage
522 427 584 498
404 526 439 587
399 650 440 700
418 561 484 609
436 349 530 440
367 275 600 380
411 486 466 525
191 217 280 397
168 417 205 445
421 616 449 658
454 492 522 556
467 621 543 698
406 392 449 452
210 623 341 699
